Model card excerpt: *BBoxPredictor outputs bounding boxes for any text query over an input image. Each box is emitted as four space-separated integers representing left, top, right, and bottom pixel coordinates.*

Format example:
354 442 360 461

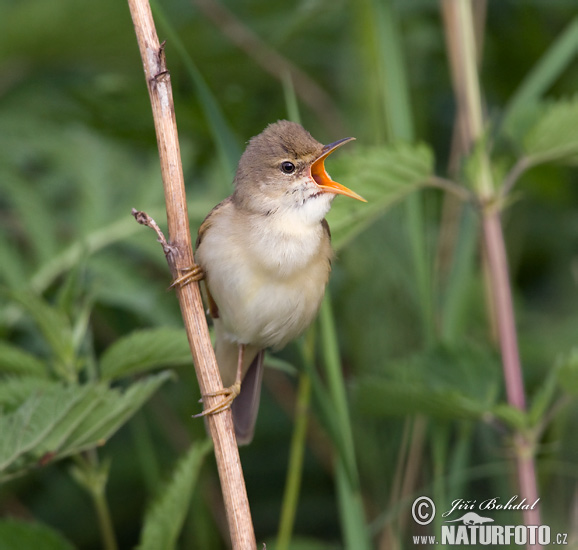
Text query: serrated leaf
326 143 433 251
0 372 172 480
0 518 75 550
0 384 85 472
138 439 213 550
523 96 578 164
352 344 500 421
99 328 192 380
36 386 106 457
0 342 48 378
0 377 57 410
62 371 173 452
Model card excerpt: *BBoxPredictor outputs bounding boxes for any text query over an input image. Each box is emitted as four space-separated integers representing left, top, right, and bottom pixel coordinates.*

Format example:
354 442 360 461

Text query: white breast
196 204 332 349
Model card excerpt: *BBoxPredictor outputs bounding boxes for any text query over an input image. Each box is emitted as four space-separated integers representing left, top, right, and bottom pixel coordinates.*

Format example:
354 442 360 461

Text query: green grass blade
503 16 578 132
376 0 414 142
319 297 370 550
150 0 240 179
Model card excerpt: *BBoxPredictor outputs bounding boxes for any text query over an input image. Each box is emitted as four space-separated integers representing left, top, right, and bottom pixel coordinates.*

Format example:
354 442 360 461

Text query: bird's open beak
310 137 366 202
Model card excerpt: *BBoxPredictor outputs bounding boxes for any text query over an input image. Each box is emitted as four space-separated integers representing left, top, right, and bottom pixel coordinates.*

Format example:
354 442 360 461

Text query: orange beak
310 137 366 202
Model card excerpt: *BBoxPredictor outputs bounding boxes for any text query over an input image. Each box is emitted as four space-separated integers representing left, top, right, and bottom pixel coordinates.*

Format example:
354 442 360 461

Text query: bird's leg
169 264 205 289
193 344 244 418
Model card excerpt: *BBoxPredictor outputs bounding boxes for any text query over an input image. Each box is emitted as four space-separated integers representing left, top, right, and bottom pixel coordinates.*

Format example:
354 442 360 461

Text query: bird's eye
280 161 295 174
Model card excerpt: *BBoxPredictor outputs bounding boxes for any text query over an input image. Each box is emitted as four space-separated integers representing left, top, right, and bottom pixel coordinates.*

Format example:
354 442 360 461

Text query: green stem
452 0 494 200
92 484 119 550
319 297 370 550
71 454 118 550
319 298 358 482
276 371 311 550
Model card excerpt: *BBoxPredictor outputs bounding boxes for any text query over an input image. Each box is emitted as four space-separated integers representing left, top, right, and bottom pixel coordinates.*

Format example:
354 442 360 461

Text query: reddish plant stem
481 211 526 410
482 209 541 535
442 1 542 545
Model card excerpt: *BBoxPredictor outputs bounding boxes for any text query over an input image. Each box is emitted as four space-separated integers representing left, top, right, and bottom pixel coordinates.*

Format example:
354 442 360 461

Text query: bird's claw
169 264 205 289
193 382 241 418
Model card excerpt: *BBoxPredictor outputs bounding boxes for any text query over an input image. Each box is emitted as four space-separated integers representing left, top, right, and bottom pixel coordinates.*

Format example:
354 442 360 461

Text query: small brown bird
180 120 364 444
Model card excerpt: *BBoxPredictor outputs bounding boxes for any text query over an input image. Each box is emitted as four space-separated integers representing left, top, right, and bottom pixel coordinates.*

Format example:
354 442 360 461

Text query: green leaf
99 328 192 380
0 372 172 480
8 292 76 381
352 344 500 421
523 96 578 164
0 342 47 378
354 379 486 420
490 404 529 431
138 439 213 550
326 143 433 251
36 386 107 458
528 357 562 426
1 174 59 267
0 518 75 550
0 384 86 473
0 377 57 410
0 236 29 289
557 348 578 396
62 371 174 452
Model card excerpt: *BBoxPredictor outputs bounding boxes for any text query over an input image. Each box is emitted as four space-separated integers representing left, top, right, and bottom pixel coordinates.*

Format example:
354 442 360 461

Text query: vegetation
1 0 577 548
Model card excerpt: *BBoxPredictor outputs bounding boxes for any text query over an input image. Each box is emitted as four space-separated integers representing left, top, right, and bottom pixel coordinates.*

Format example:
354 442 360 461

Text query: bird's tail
214 321 264 445
231 350 264 445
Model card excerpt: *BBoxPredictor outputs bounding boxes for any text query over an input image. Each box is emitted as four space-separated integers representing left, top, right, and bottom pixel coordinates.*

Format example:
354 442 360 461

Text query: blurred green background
1 0 577 548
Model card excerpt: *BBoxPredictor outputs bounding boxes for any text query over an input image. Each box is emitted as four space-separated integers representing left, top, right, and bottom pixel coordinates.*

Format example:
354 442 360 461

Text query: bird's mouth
310 137 366 202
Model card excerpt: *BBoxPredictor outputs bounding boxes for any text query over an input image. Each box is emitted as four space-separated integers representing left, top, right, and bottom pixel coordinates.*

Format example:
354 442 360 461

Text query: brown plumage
194 121 363 444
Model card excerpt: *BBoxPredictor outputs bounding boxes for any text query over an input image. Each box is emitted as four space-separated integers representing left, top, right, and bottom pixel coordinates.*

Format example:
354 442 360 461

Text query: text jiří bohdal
442 495 540 517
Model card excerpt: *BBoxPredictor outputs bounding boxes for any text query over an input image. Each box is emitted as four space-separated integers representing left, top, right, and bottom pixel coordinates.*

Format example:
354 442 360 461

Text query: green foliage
1 0 577 548
8 292 79 382
0 372 172 482
0 342 47 378
100 328 192 380
138 438 213 550
557 349 578 396
352 344 500 421
0 519 75 550
523 97 578 164
327 143 433 250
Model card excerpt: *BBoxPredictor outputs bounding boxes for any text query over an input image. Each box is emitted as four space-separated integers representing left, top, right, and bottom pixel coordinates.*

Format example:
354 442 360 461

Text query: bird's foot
169 264 205 289
193 382 241 418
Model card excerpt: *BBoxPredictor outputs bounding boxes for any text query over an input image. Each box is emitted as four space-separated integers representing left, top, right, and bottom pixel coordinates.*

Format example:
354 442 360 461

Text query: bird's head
233 120 365 224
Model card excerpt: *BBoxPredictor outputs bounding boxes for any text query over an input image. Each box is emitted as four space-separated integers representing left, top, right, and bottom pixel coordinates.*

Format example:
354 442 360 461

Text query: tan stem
127 1 256 547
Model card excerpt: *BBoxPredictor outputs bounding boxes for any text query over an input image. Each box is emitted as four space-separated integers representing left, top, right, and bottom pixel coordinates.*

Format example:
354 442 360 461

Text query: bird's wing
195 196 233 249
195 196 234 319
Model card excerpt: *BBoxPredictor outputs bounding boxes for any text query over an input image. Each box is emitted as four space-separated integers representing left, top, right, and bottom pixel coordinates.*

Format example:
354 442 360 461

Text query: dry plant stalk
127 0 256 547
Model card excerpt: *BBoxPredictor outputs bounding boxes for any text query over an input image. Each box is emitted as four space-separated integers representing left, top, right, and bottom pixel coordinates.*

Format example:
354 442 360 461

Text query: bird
174 120 365 445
